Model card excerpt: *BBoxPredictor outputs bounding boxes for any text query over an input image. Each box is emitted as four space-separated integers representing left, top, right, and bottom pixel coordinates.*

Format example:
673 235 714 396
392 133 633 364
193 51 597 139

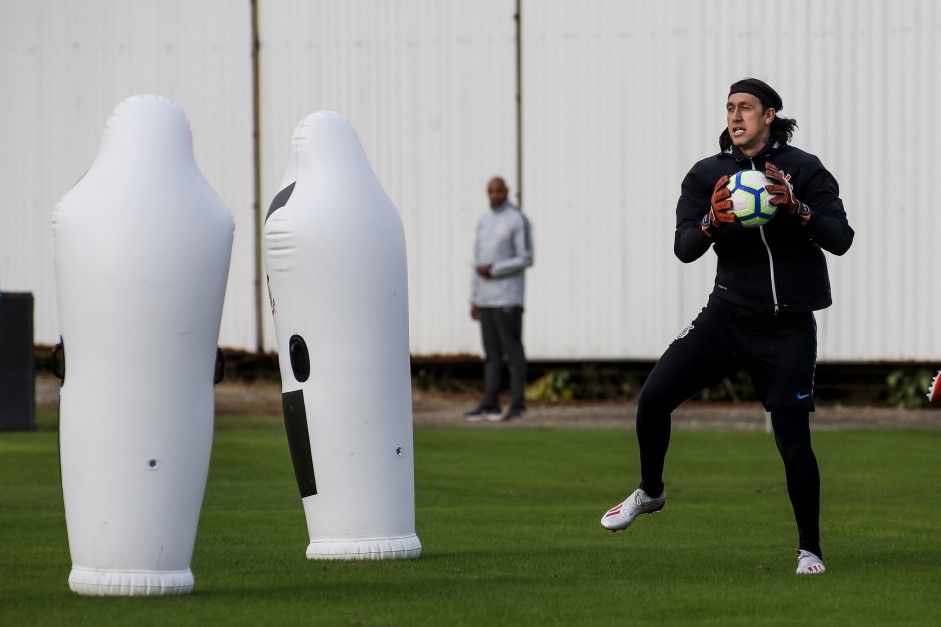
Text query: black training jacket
674 139 854 313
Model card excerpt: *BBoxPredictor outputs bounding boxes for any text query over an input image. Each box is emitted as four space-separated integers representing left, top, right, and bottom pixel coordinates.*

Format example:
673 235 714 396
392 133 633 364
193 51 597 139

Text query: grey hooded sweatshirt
469 201 533 308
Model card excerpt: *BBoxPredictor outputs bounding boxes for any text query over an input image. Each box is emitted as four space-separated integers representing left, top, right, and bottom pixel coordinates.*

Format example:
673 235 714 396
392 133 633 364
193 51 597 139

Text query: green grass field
1 414 939 626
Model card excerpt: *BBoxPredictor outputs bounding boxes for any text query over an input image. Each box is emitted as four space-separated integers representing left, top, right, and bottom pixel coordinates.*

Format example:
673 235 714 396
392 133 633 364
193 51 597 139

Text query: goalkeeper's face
726 93 774 157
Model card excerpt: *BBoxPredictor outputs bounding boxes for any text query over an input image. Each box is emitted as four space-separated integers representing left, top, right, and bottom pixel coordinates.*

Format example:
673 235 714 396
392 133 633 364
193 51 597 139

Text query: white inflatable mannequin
53 95 234 595
264 111 421 560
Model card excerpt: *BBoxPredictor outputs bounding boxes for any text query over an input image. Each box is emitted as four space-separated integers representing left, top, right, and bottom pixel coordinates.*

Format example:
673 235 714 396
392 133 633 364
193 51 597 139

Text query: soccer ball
725 170 776 228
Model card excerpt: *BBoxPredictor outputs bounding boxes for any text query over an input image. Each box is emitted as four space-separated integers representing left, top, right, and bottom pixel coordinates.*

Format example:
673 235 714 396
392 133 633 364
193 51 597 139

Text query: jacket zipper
751 159 780 313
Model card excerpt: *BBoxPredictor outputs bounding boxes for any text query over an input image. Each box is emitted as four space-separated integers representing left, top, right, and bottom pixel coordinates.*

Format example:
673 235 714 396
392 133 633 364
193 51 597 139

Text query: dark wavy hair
719 78 798 151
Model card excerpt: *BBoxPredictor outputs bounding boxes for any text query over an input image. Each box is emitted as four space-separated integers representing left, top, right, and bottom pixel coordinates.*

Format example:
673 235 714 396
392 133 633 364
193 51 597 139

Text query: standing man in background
465 176 534 422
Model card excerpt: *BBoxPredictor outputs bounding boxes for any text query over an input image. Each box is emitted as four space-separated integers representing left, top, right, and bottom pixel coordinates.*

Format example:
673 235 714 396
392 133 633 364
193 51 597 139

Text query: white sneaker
465 405 501 422
928 370 941 403
496 408 527 422
796 549 826 574
600 486 665 531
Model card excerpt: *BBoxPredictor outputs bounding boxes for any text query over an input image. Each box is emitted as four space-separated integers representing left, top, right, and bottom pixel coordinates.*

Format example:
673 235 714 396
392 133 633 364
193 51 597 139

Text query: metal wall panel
256 0 519 354
3 0 940 362
521 0 941 361
0 0 257 350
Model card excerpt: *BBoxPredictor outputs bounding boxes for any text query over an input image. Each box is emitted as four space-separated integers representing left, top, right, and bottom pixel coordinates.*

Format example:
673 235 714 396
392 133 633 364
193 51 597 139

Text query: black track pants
635 295 822 557
479 306 526 411
770 406 822 557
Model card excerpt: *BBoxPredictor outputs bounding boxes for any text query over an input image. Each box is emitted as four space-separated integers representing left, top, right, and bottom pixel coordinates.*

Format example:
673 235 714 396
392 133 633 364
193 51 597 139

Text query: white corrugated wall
0 0 257 350
521 0 941 361
255 0 519 354
2 0 940 363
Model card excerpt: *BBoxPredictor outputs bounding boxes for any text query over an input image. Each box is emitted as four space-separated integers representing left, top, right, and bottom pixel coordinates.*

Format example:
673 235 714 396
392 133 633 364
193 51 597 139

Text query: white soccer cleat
796 549 826 574
600 486 665 531
927 370 941 404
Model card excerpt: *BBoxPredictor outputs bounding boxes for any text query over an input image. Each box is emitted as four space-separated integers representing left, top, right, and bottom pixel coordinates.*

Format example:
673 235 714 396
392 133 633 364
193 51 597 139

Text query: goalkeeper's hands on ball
765 162 811 224
701 174 736 236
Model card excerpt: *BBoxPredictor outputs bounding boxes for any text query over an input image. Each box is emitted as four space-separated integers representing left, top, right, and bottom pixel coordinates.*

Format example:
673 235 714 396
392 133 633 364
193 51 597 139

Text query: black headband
728 81 782 110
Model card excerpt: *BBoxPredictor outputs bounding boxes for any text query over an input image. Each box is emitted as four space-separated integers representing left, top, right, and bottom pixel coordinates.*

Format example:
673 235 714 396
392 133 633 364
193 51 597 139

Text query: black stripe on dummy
213 347 225 384
265 182 295 223
51 337 65 383
282 389 317 498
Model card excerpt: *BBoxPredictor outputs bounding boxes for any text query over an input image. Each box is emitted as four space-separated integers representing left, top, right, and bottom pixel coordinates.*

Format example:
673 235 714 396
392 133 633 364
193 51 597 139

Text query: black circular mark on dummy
289 335 310 382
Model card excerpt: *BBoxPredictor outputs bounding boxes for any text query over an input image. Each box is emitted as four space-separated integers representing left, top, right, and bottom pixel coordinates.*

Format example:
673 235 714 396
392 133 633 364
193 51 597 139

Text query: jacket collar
723 138 786 163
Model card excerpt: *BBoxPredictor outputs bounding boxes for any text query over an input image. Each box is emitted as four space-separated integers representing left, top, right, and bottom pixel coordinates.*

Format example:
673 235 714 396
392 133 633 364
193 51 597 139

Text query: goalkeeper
600 78 854 575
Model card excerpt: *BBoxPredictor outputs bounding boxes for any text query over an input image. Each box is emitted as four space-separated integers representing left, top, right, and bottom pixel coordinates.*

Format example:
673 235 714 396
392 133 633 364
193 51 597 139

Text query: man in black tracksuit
600 78 854 575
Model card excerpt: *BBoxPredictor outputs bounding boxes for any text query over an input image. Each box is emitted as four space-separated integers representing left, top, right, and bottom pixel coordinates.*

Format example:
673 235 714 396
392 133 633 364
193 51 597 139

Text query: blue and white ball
726 170 776 228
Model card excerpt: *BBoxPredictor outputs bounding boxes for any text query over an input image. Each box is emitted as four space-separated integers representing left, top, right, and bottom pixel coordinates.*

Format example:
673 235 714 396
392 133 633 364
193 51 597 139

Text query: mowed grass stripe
0 424 938 626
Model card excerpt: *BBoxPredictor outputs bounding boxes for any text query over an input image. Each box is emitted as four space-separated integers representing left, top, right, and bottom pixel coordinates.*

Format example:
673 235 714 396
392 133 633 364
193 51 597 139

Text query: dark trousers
636 296 822 557
479 306 526 411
